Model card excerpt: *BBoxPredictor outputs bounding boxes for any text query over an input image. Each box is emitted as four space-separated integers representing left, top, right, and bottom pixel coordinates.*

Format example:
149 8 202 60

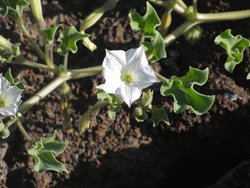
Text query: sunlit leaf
129 2 160 35
215 29 250 73
143 31 166 62
57 26 89 56
129 2 166 62
160 67 215 115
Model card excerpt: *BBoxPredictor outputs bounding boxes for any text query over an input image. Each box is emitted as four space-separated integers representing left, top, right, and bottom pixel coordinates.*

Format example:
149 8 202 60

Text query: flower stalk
164 5 250 46
18 73 72 114
16 17 46 60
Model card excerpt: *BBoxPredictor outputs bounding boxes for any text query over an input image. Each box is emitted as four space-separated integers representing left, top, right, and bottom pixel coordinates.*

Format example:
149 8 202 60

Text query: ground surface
0 0 250 187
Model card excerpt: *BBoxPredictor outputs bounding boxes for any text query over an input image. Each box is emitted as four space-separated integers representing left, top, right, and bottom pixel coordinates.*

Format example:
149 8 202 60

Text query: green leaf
150 106 170 127
160 67 215 115
57 26 89 56
5 68 25 89
42 24 61 46
215 29 250 73
129 2 166 62
28 131 68 173
97 90 122 120
97 90 113 104
143 31 166 62
129 2 160 35
0 0 28 20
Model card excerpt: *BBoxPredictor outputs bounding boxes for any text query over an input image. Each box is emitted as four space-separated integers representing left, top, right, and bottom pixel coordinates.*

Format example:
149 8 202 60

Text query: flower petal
115 83 141 107
125 46 148 70
5 86 23 105
103 49 126 72
0 103 18 116
0 74 10 91
133 66 159 89
96 64 122 94
96 78 122 94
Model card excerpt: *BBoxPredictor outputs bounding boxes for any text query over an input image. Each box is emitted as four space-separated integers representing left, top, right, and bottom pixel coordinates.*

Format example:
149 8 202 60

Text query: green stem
196 10 250 22
176 0 187 9
13 59 51 70
148 0 166 7
164 9 250 46
45 44 55 68
18 73 72 114
17 17 46 61
64 52 69 70
164 20 199 46
6 117 18 128
172 3 188 17
16 119 32 141
155 72 169 82
69 65 103 79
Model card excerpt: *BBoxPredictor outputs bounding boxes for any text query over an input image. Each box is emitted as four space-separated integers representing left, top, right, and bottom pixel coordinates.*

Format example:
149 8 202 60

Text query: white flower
97 46 159 107
0 74 23 116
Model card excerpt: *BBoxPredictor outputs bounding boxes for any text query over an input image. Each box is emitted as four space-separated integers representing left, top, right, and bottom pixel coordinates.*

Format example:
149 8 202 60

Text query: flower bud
160 11 172 36
0 121 10 139
30 0 45 28
0 128 10 139
184 25 203 45
0 35 20 63
0 35 12 53
78 111 90 132
80 0 119 31
81 30 97 52
132 106 148 122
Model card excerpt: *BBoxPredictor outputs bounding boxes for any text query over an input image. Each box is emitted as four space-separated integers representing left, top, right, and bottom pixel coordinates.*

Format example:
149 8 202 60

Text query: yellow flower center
121 72 134 84
0 99 6 108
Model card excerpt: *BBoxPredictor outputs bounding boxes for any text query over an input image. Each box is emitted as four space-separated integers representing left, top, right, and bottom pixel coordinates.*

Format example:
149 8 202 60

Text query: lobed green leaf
143 31 166 62
215 29 250 73
28 131 68 173
42 24 61 46
57 26 89 56
129 2 166 62
160 67 215 115
150 106 170 127
129 2 160 35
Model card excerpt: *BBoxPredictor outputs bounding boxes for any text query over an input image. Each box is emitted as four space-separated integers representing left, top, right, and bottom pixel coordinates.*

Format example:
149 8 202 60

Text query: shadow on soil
51 101 250 188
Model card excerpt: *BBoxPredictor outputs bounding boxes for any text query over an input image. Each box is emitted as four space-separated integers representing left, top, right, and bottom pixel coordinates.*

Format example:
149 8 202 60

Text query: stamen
121 72 134 84
0 99 6 108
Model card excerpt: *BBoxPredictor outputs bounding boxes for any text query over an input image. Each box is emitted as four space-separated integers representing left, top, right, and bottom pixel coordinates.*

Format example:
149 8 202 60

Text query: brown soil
0 0 250 188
